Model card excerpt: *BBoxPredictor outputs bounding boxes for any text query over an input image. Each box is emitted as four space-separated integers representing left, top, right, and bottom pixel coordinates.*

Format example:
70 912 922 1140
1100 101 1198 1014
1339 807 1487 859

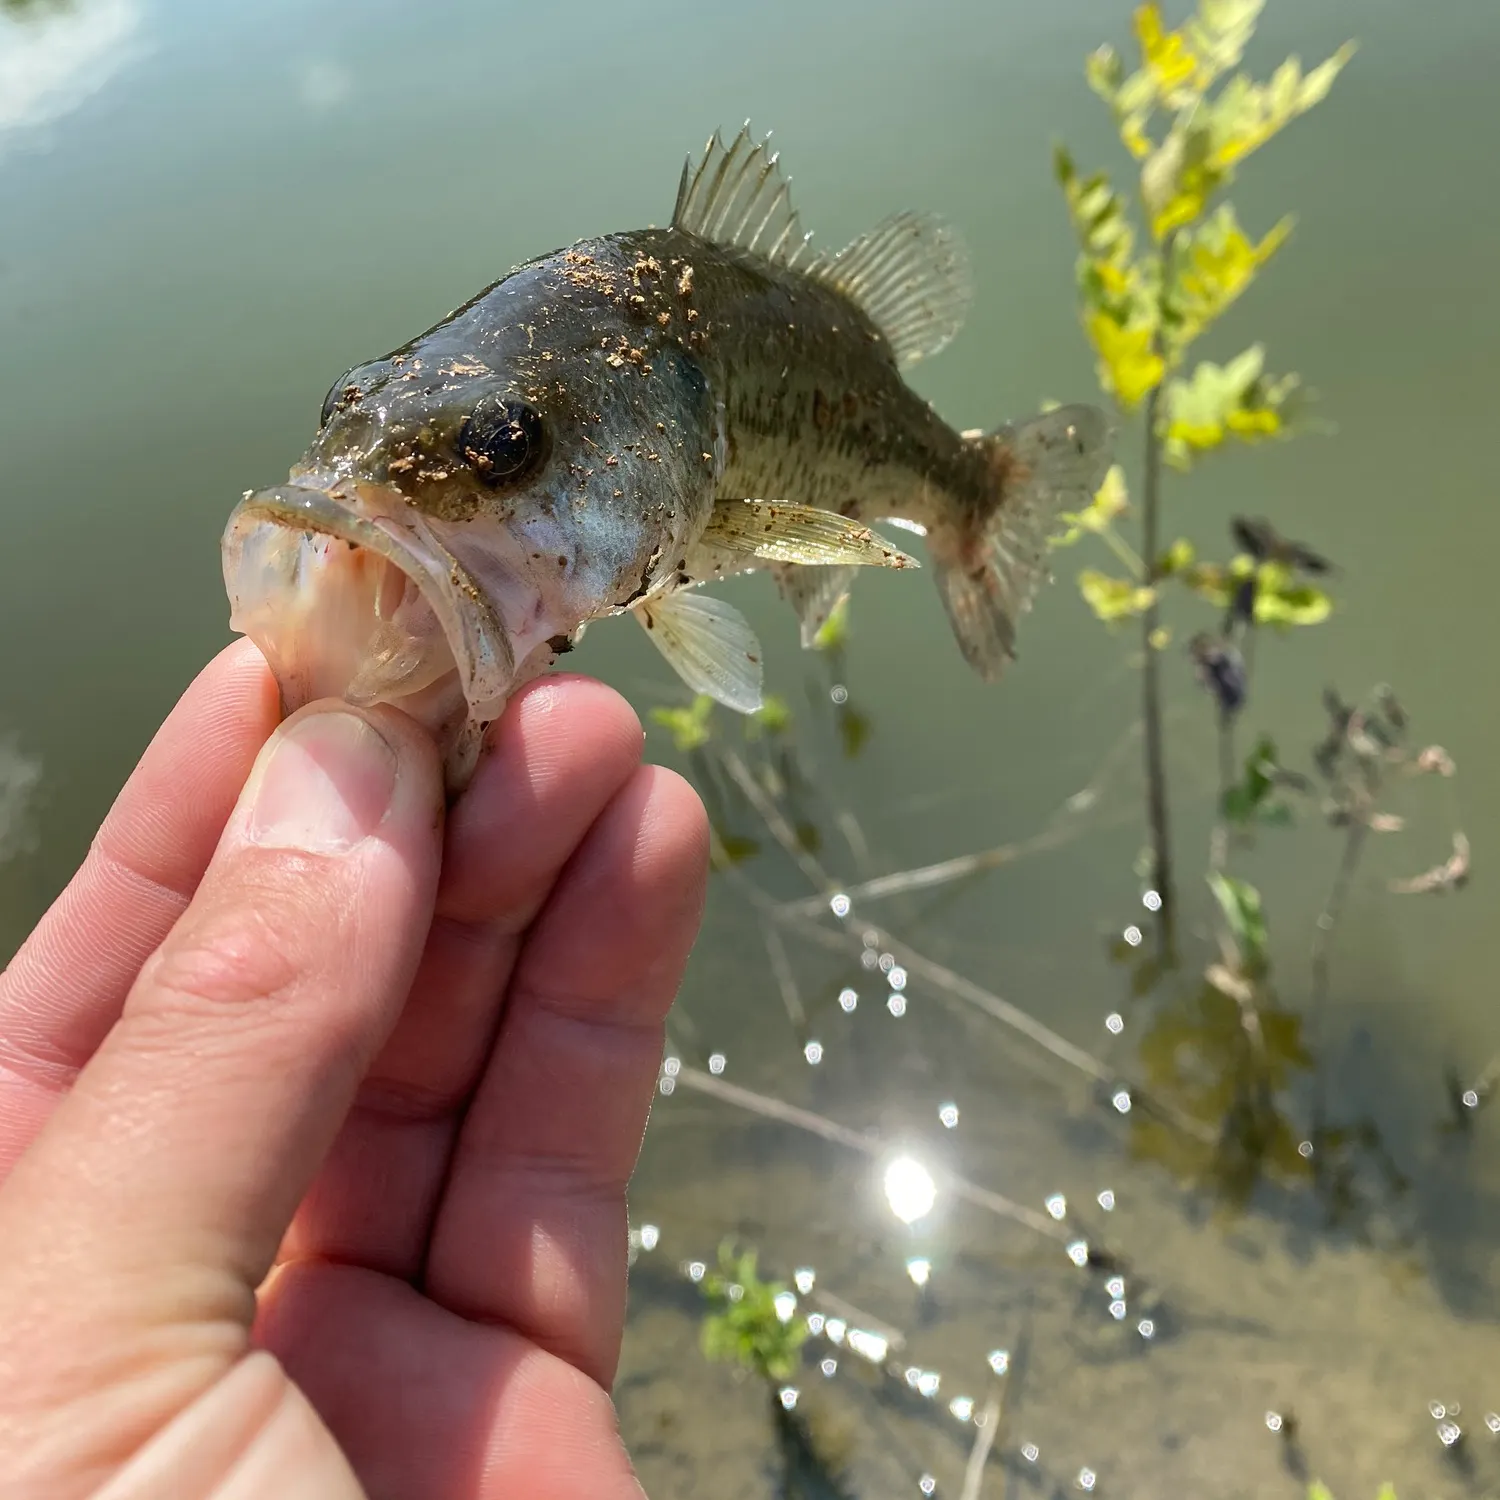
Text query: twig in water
719 747 830 890
777 723 1142 918
958 1395 1004 1500
762 921 808 1039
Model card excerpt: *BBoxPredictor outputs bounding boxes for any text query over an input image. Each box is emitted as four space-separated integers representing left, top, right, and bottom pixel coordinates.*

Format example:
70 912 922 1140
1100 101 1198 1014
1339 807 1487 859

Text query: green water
2 0 1498 1494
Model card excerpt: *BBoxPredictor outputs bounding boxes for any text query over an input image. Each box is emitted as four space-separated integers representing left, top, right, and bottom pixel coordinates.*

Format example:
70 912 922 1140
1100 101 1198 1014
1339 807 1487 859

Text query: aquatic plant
1051 0 1354 951
697 1241 809 1384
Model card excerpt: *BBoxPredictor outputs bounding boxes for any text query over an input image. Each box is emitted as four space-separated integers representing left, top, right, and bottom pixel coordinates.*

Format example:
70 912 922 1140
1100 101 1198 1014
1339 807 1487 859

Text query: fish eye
459 396 547 486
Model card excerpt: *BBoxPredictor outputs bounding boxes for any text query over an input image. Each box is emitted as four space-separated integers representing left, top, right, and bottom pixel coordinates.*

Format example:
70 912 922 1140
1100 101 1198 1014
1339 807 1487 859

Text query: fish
222 123 1113 791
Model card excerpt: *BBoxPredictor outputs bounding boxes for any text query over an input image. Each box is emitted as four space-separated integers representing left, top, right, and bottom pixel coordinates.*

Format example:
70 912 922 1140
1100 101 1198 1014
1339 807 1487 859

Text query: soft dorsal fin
814 212 973 367
673 124 972 367
673 121 817 269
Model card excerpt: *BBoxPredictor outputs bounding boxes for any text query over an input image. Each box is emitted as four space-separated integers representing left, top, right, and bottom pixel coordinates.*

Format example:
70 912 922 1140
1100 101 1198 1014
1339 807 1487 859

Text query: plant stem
1209 710 1233 875
1307 817 1368 1150
1140 377 1175 955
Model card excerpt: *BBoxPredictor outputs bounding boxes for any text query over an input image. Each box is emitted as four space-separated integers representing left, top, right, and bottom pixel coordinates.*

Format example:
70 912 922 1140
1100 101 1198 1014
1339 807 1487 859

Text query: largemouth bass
223 123 1112 790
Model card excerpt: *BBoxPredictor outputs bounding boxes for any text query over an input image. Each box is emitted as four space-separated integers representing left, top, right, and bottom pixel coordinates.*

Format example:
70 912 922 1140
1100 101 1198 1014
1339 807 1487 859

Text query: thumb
0 702 442 1481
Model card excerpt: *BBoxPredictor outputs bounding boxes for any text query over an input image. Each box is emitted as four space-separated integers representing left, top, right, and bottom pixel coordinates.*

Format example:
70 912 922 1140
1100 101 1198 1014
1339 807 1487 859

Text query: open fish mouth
221 475 516 787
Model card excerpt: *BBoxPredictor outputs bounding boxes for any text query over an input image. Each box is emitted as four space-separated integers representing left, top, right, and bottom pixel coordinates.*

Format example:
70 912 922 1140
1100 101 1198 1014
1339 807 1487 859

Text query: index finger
0 640 278 1174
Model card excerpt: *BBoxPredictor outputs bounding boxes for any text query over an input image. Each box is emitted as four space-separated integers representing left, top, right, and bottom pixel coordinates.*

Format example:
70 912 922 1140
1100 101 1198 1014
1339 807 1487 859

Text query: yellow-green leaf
1080 569 1156 621
1255 561 1331 626
649 695 716 752
812 594 850 652
1134 4 1199 105
1162 346 1302 468
1089 311 1166 408
1183 0 1267 89
1172 205 1293 346
1159 537 1196 575
1207 43 1356 172
1055 463 1130 545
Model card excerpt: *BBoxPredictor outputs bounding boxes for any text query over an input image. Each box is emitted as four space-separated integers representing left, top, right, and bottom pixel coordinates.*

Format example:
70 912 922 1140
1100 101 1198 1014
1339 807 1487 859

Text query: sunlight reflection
803 1040 824 1065
1138 1318 1156 1339
847 1328 888 1363
919 1474 937 1495
794 1268 816 1294
987 1349 1009 1376
779 1386 799 1410
1066 1240 1090 1267
1078 1467 1098 1492
824 1318 845 1345
820 1357 837 1377
830 684 849 705
1045 1193 1067 1220
884 1156 936 1223
1097 1189 1116 1210
838 988 859 1012
829 891 852 917
1105 1012 1125 1034
949 1396 975 1422
938 1102 959 1128
905 1257 931 1287
708 1052 726 1075
1123 924 1143 947
1142 889 1163 912
0 0 143 146
887 994 907 1017
773 1291 797 1323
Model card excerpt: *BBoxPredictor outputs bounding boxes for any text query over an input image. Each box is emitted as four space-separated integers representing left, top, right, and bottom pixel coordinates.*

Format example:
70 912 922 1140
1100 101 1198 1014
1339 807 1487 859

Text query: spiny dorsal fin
634 589 764 713
674 126 971 367
673 121 817 270
813 212 974 367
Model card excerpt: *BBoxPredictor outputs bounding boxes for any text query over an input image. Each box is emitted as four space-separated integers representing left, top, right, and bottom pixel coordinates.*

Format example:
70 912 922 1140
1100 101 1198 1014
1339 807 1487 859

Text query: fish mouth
221 476 515 786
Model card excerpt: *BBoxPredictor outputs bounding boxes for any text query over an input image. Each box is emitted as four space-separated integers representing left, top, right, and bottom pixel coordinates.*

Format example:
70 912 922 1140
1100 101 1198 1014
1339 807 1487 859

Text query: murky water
2 0 1498 1494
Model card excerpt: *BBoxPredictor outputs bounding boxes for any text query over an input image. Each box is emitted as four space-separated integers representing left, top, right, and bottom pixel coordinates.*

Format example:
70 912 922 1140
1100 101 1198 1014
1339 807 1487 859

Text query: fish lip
223 476 516 716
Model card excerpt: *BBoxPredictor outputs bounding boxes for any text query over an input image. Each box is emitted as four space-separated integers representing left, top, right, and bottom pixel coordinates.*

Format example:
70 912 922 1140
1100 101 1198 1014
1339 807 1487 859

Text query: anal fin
772 562 857 649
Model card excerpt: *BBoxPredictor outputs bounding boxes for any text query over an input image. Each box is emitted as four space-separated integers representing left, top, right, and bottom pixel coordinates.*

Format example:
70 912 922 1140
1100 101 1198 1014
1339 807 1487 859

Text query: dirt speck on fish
222 123 1114 790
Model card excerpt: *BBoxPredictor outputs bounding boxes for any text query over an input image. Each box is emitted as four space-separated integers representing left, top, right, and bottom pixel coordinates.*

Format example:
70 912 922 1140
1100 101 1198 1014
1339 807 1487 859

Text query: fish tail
928 404 1112 680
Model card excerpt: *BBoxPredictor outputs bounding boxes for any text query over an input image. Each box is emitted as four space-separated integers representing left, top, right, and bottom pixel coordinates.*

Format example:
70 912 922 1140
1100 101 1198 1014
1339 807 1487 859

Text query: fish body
223 125 1113 789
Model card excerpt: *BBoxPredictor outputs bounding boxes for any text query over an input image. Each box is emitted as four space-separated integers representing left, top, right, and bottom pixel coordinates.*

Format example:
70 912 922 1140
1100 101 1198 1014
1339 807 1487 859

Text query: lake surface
2 1 1498 1495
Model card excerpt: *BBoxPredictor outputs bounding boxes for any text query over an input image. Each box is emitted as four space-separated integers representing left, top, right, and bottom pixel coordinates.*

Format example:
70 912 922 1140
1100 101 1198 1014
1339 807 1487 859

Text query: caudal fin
929 404 1112 680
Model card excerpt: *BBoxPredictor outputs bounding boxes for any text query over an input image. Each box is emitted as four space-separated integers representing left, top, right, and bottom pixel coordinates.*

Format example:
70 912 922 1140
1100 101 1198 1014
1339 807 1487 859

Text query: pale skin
0 639 710 1498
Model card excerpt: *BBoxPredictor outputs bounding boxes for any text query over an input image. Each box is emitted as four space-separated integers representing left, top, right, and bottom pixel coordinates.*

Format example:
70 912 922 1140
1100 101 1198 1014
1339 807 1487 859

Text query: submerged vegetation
622 3 1494 1497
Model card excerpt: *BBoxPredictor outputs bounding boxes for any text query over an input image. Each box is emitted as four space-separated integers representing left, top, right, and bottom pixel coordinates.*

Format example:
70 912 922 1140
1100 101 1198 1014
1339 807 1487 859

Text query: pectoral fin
635 589 764 713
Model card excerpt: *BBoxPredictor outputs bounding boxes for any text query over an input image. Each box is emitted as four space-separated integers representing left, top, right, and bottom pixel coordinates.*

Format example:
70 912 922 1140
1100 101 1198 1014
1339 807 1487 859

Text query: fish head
222 248 722 789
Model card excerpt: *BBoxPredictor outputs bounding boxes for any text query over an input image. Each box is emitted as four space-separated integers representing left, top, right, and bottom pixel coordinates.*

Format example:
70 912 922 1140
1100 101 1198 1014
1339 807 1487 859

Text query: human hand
0 641 708 1499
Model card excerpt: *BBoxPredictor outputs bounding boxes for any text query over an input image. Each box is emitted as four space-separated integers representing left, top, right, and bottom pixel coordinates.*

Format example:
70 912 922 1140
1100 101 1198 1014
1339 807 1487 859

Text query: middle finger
278 675 645 1278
